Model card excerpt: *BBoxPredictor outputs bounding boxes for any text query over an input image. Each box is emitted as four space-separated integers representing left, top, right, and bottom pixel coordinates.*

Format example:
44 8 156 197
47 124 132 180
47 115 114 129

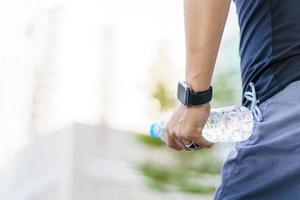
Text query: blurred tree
152 81 176 112
149 41 177 112
135 143 221 194
212 67 242 107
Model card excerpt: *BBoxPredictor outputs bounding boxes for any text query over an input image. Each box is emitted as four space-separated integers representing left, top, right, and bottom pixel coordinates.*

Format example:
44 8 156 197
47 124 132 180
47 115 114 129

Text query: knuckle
166 127 175 137
169 131 177 138
196 127 203 134
172 130 181 139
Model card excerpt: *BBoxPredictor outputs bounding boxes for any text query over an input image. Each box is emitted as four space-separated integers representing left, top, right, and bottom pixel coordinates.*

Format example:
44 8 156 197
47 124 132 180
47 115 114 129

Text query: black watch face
177 81 190 106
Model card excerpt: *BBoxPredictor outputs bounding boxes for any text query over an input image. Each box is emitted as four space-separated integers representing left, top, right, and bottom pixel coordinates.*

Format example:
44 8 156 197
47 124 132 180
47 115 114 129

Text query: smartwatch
177 81 212 106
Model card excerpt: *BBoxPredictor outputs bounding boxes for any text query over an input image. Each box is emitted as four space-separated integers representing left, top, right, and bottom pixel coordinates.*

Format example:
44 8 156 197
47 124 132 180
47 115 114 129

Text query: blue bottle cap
150 123 159 138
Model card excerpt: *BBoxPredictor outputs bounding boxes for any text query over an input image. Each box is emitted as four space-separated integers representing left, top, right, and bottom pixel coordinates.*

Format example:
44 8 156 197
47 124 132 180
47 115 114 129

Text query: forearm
184 0 231 92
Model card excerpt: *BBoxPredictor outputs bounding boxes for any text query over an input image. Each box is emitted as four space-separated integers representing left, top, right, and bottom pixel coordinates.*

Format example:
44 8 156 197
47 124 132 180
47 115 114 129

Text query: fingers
166 127 212 151
184 132 213 148
179 129 213 149
167 134 184 151
166 126 186 151
173 135 188 150
188 136 213 148
165 104 214 151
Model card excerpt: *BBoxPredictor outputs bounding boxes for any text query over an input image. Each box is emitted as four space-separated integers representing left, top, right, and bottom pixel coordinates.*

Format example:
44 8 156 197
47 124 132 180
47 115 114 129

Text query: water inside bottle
202 105 253 143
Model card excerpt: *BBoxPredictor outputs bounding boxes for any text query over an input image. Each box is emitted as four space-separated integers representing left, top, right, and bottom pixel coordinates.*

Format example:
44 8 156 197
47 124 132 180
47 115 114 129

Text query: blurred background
0 0 242 199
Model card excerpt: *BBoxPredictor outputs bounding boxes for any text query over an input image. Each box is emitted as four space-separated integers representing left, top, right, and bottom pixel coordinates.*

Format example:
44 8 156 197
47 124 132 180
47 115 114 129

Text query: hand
166 103 213 151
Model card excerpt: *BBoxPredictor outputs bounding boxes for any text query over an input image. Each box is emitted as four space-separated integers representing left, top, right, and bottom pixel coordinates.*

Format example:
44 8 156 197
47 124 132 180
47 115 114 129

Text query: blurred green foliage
212 68 242 107
136 134 165 147
135 133 221 194
151 81 176 112
136 161 216 194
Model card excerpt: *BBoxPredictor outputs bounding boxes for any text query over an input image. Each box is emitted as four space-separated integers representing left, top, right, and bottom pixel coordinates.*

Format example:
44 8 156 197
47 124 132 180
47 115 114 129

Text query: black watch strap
189 86 213 106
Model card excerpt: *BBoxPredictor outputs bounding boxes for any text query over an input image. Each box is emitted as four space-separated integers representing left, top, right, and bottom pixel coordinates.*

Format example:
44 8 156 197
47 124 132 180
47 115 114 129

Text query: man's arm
166 0 231 151
185 0 231 92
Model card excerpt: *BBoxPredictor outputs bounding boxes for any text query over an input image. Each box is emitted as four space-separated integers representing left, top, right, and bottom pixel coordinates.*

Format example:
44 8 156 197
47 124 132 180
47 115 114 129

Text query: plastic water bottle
150 105 253 143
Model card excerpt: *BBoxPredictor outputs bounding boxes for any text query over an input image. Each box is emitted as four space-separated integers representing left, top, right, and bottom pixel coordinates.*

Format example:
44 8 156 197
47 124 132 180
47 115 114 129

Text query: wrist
185 66 212 92
185 62 213 93
177 81 213 107
186 76 211 93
